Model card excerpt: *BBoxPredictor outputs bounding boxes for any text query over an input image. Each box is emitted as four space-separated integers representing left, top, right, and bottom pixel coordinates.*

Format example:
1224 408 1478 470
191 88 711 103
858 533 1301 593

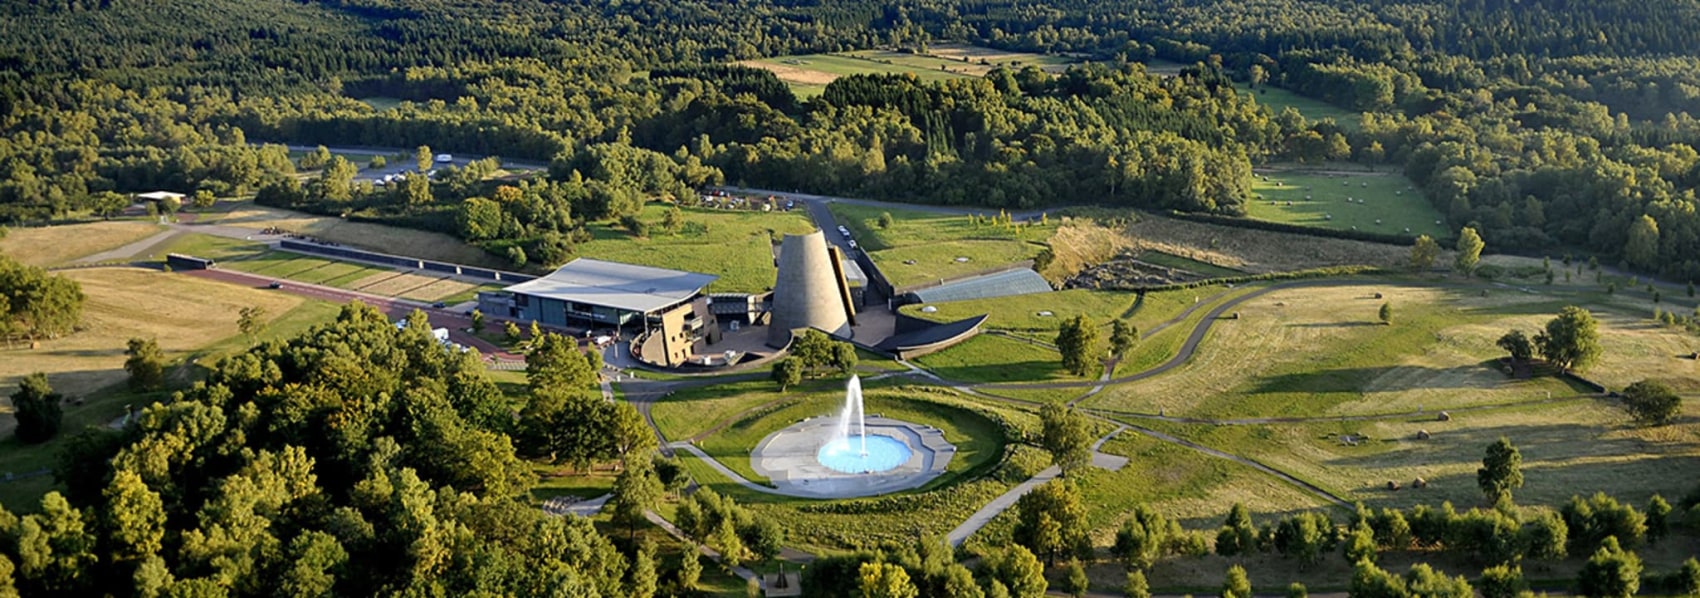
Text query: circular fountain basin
816 434 914 473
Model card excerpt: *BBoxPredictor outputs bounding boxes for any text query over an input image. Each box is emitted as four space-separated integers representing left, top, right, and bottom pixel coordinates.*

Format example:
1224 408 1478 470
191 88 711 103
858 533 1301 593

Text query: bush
1620 379 1681 425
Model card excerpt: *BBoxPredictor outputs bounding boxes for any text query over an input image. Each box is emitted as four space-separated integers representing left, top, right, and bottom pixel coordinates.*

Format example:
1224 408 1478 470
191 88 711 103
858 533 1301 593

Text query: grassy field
743 45 1075 98
1086 283 1605 420
649 378 820 443
1234 82 1363 130
211 204 507 268
913 334 1069 384
575 203 813 293
357 96 403 111
0 268 340 510
1134 251 1246 278
830 203 1057 288
1246 169 1447 238
0 221 165 266
1125 212 1414 273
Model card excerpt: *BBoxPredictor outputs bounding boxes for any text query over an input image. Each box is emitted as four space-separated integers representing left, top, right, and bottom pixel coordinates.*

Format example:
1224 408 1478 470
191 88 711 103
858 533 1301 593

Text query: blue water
817 435 913 473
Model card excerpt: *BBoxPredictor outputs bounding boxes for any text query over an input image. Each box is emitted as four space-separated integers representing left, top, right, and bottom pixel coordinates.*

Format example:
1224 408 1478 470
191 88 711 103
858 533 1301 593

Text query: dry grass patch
402 278 477 302
0 268 305 431
354 272 445 297
214 205 504 268
736 60 838 86
0 221 165 267
1036 220 1132 285
1086 284 1583 419
1125 213 1412 273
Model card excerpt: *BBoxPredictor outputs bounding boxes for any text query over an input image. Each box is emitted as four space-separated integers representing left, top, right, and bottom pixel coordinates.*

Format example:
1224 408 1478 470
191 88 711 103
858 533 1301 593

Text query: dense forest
7 0 1700 275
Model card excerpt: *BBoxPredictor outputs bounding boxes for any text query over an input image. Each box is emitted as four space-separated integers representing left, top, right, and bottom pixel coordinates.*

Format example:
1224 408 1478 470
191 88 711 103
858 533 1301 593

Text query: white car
848 240 858 249
434 154 453 163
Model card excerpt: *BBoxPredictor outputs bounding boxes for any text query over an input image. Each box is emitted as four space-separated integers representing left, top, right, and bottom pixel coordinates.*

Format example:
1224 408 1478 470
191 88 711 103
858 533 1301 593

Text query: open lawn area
741 45 1076 98
1144 398 1700 513
1085 282 1610 420
914 334 1069 385
0 221 166 267
0 268 340 510
1246 169 1448 239
210 203 507 268
1125 212 1414 273
575 203 813 293
1235 82 1364 130
830 203 1056 288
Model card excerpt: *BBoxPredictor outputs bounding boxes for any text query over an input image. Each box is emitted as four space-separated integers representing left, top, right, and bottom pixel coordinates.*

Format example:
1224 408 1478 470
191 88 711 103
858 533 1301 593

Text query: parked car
268 281 282 289
434 153 453 163
431 301 447 308
847 239 858 249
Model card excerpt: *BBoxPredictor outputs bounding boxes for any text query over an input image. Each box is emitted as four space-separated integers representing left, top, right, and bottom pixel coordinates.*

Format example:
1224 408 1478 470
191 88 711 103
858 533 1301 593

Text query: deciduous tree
1477 437 1524 504
9 373 63 444
1535 306 1603 372
1455 227 1484 274
123 337 165 392
1055 314 1101 376
1621 379 1681 425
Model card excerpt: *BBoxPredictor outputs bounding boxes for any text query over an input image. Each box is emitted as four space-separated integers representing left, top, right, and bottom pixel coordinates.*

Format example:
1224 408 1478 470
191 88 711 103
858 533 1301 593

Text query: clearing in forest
743 45 1075 97
1246 168 1448 239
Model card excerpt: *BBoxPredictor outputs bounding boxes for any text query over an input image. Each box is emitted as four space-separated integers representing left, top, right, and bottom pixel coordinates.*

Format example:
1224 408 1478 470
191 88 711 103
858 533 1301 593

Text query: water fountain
815 375 913 473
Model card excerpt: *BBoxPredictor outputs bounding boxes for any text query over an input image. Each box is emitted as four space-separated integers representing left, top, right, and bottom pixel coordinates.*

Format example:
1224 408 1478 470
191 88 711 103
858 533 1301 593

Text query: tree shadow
1248 361 1556 394
1285 321 1380 328
920 360 1062 384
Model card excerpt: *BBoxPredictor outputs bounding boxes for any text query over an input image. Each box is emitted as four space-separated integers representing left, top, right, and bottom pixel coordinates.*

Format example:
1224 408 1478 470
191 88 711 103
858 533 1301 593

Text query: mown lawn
830 203 1057 288
1234 82 1363 131
576 203 814 293
1246 170 1447 239
913 334 1069 384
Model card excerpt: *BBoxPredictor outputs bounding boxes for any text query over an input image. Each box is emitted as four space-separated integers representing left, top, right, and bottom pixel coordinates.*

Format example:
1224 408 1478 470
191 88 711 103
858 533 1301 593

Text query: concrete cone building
768 230 856 347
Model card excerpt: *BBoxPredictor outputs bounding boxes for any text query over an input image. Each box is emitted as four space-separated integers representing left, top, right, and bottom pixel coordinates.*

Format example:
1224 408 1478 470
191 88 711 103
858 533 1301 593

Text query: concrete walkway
73 228 177 263
945 425 1127 548
667 442 788 496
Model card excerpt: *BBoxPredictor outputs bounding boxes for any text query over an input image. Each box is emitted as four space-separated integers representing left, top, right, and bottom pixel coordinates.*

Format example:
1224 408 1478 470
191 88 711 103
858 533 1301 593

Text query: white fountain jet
834 375 868 456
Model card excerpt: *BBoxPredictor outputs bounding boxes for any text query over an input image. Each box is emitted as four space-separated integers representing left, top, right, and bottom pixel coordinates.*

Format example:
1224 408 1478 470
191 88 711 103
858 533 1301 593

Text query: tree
1410 235 1440 271
470 309 485 333
1535 306 1603 372
859 562 919 598
1645 494 1671 543
1405 564 1473 598
1621 379 1681 425
990 545 1047 598
1110 320 1139 356
1477 438 1524 504
504 321 522 344
878 212 895 229
1345 522 1378 564
1066 559 1089 598
1577 537 1641 598
416 145 433 172
1222 564 1252 598
677 547 702 593
1349 560 1406 598
1040 404 1093 475
530 320 543 340
1674 558 1700 598
1479 564 1527 598
191 189 216 210
1013 479 1086 565
1625 215 1660 271
661 206 685 235
1286 582 1307 598
714 517 746 569
1055 314 1102 376
1496 330 1534 362
1125 570 1150 598
743 518 785 565
1215 503 1259 557
629 541 659 598
1379 302 1393 325
1456 227 1484 274
771 357 804 391
526 333 597 393
123 337 165 392
609 456 662 541
10 373 63 444
156 195 180 218
237 306 267 343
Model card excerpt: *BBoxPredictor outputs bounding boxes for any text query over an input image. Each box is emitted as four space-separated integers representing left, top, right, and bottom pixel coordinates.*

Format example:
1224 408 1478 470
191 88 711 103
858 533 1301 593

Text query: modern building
478 258 720 366
767 231 856 347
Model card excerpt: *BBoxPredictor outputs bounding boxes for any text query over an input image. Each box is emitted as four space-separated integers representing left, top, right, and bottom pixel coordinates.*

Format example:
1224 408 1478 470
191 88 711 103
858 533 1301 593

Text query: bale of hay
1415 430 1431 440
1437 411 1452 422
1412 477 1428 489
1387 480 1402 491
1374 292 1383 299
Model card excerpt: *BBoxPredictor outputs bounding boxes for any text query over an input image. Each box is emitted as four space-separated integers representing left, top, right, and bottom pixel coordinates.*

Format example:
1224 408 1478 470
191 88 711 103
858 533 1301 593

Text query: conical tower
768 230 854 347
